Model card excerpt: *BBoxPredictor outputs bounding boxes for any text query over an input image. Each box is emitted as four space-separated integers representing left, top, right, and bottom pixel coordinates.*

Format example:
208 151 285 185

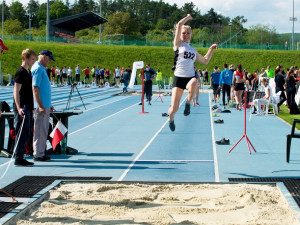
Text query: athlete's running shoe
184 103 191 116
196 102 200 106
169 120 175 132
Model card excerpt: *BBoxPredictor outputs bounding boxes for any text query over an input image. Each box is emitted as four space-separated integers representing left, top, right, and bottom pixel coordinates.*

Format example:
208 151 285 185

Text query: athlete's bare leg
168 87 184 122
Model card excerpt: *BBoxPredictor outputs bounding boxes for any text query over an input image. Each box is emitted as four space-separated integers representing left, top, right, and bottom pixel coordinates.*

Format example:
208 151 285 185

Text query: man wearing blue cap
32 50 55 162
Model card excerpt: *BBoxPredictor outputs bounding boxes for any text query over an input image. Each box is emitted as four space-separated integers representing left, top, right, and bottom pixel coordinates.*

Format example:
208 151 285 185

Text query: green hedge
1 40 300 84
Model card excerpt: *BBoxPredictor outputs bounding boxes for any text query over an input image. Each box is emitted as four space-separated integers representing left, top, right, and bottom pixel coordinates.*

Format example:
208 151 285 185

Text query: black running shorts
173 76 194 90
234 82 244 91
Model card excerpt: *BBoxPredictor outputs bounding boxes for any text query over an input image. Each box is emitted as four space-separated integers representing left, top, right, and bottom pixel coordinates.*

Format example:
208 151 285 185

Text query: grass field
1 40 300 83
1 40 299 128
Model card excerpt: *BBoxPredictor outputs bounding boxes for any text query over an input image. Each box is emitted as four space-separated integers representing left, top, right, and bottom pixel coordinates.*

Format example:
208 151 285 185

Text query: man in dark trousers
139 64 156 105
13 49 37 166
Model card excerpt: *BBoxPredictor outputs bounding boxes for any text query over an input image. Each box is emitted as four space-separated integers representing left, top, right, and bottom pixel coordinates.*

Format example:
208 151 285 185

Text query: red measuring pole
138 69 148 114
229 91 257 154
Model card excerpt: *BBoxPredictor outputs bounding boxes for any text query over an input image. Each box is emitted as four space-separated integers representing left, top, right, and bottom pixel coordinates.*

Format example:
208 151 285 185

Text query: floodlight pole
99 0 102 43
1 0 4 39
46 0 50 42
292 0 295 50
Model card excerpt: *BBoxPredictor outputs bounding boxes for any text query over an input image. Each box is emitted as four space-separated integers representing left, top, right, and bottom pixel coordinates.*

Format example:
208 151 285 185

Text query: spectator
83 66 90 86
204 68 209 83
232 64 245 110
275 67 286 111
192 65 201 107
286 67 300 114
246 73 254 90
46 67 51 80
139 64 156 105
75 64 80 82
62 66 67 84
95 66 100 85
51 66 55 83
266 65 275 78
114 66 121 88
122 69 130 93
252 69 259 91
13 49 37 166
105 68 110 84
55 66 61 84
32 50 55 162
198 69 203 89
253 78 274 116
67 66 73 84
91 66 96 83
219 63 233 109
100 67 105 87
156 69 163 89
210 66 220 103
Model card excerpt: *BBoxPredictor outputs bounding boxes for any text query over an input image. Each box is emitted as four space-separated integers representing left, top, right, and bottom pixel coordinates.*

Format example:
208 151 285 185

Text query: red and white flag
50 121 68 150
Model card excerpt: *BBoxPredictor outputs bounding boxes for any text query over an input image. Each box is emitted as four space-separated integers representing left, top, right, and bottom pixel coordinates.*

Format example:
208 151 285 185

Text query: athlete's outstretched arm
196 44 218 65
174 14 193 50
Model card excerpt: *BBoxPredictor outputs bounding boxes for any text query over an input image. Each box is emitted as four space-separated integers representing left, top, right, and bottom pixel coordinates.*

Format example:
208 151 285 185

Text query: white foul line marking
208 93 220 182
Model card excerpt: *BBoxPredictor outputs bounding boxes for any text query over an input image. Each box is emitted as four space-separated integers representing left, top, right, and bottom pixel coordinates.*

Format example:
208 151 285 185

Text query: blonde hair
22 49 37 60
182 25 192 32
261 78 267 83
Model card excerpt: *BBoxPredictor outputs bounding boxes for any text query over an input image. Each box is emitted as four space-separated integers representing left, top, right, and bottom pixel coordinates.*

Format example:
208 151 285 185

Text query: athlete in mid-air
168 14 218 131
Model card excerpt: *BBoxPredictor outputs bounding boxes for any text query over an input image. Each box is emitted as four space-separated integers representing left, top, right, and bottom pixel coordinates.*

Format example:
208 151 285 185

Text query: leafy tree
50 0 70 19
103 11 139 35
72 0 89 14
9 1 27 28
4 18 23 35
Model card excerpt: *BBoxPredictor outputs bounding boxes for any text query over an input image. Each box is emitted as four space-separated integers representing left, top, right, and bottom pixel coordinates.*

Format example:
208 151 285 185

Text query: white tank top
174 42 197 78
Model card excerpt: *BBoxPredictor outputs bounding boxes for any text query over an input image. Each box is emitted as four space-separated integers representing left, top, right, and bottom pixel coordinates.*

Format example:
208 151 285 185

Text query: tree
103 11 139 35
72 0 88 14
50 0 70 20
9 2 27 28
4 18 23 35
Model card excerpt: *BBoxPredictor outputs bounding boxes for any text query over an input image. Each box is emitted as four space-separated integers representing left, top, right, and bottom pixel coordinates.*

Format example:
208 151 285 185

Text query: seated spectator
253 78 274 116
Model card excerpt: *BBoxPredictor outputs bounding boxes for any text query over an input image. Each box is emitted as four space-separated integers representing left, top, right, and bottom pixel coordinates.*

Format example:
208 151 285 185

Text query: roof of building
50 11 108 32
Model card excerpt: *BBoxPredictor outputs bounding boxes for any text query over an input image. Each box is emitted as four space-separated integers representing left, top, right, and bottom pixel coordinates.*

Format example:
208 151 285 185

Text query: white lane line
118 96 188 181
68 102 139 136
136 160 214 162
208 93 220 182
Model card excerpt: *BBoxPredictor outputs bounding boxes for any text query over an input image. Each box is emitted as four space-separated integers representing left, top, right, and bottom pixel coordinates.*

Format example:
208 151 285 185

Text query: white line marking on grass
118 95 188 181
208 93 220 182
68 102 139 136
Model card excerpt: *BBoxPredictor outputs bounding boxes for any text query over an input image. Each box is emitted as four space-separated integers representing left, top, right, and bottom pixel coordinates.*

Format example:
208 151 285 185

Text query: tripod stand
153 81 163 103
66 84 86 110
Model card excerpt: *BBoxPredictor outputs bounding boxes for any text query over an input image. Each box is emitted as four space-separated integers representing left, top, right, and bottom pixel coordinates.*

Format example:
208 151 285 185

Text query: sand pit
17 182 299 225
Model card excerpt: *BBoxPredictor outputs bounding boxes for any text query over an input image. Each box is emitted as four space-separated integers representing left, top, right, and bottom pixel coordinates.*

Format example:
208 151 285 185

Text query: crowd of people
48 65 135 91
208 63 300 115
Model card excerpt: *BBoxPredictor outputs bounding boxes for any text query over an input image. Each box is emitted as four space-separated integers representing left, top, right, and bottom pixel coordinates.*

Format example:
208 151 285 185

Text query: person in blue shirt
139 64 156 105
219 63 233 109
210 66 220 103
32 50 55 162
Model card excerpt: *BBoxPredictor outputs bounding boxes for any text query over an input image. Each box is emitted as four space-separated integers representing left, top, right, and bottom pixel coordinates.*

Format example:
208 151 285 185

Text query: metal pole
1 0 4 39
230 25 232 48
29 14 31 41
292 0 295 50
46 0 50 42
99 0 102 43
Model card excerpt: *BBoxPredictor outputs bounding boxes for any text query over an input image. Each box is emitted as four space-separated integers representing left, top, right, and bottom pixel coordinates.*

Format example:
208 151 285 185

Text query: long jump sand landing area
16 182 299 225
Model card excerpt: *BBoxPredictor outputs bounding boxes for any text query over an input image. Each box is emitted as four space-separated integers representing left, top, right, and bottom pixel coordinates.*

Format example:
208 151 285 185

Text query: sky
5 0 300 33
